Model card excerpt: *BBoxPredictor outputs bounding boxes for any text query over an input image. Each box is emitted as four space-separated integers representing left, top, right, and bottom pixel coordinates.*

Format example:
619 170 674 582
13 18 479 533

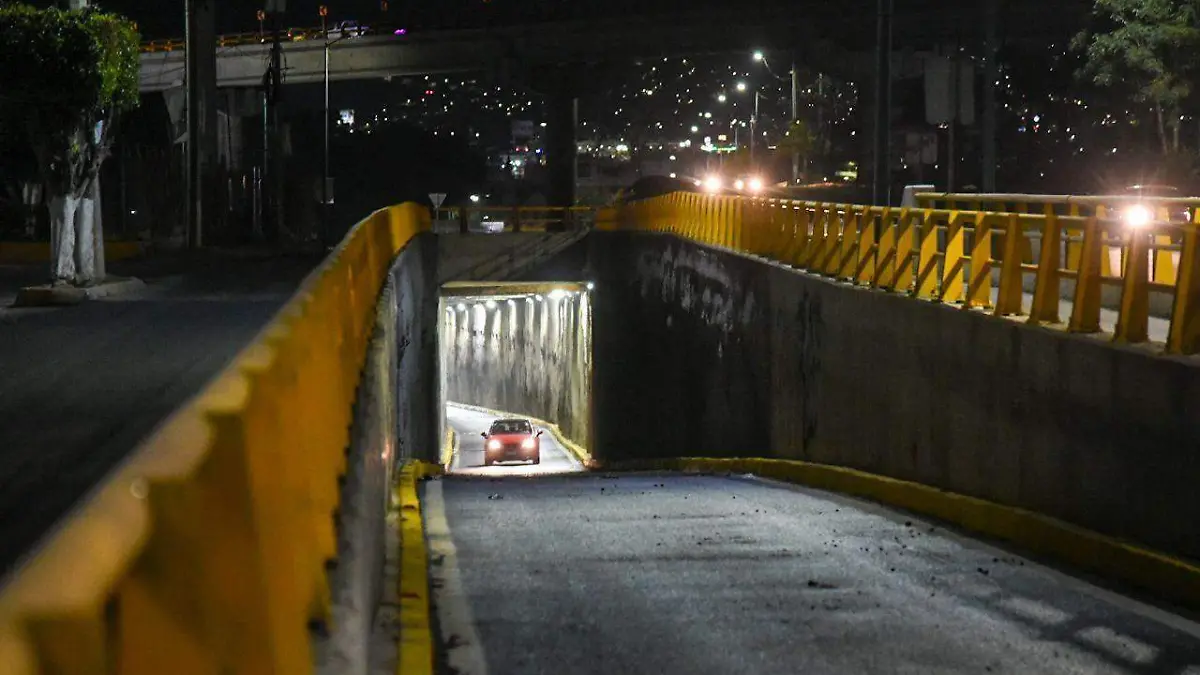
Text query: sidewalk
0 248 324 575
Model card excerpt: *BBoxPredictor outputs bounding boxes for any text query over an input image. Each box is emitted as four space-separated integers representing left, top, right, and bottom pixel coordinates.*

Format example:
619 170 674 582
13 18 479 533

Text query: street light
735 82 762 168
322 7 355 248
753 49 801 183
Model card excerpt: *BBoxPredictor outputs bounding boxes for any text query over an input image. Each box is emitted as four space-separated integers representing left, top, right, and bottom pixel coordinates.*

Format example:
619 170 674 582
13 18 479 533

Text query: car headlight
1123 204 1152 228
748 177 763 192
521 437 536 449
486 439 501 450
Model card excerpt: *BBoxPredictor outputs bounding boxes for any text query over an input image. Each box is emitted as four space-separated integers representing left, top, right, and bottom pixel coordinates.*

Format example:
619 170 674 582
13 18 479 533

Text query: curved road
445 404 583 476
426 471 1200 674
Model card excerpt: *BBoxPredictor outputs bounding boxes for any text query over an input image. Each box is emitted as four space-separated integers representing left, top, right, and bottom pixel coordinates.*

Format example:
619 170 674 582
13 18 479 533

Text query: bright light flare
703 174 722 193
487 439 501 450
521 438 536 449
753 50 764 61
736 81 747 92
1124 204 1152 228
748 176 764 193
734 179 745 191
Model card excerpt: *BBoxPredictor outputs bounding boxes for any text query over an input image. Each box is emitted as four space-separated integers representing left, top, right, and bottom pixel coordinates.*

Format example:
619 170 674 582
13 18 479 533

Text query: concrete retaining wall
441 290 592 448
318 234 439 675
590 231 1200 562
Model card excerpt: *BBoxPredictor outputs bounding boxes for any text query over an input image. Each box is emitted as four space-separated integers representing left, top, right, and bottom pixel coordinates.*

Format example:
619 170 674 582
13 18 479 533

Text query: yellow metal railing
443 205 595 233
0 203 429 674
598 192 1200 355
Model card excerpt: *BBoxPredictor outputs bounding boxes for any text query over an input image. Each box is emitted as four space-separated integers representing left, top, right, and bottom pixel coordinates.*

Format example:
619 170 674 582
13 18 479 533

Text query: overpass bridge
2 191 1199 673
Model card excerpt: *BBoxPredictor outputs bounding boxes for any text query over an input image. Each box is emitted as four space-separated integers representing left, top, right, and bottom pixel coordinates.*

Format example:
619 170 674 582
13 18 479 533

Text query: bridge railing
598 192 1200 355
442 206 596 233
0 204 428 673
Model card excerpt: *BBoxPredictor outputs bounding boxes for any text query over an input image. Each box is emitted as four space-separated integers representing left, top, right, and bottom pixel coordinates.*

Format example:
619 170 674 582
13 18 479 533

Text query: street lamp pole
321 6 329 247
750 92 760 168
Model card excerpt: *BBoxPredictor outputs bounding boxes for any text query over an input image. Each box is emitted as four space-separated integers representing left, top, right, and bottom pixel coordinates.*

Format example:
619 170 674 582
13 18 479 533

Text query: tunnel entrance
437 281 593 476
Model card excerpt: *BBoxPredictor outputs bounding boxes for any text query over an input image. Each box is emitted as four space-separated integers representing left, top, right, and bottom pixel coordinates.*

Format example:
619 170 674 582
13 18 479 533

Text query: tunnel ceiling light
586 282 595 290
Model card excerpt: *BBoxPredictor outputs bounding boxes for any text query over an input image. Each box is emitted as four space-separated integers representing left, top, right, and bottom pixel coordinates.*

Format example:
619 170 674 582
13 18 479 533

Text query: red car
481 418 542 466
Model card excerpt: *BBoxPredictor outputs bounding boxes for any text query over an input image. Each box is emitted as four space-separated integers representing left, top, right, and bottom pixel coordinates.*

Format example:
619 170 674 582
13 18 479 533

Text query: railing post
915 210 940 299
1068 216 1103 333
994 213 1025 315
940 212 966 303
967 211 994 309
1114 229 1151 345
1028 210 1062 324
1167 221 1200 354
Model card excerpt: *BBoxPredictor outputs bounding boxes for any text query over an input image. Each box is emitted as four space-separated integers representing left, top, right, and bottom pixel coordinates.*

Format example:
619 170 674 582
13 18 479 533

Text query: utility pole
185 0 199 247
982 0 999 192
791 61 799 183
321 4 330 248
265 0 285 242
872 0 894 206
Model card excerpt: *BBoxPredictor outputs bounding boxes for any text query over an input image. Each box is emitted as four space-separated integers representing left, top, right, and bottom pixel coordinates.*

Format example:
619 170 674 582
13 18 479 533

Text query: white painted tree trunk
92 177 106 282
49 195 79 284
74 193 96 285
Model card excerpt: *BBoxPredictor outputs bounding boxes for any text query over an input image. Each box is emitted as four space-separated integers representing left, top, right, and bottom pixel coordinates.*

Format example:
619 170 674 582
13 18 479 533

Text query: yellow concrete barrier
602 457 1200 610
0 202 429 674
599 193 1200 355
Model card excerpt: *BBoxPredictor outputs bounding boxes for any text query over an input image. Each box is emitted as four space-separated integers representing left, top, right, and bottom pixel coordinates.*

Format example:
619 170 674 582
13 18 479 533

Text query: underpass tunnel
437 281 593 475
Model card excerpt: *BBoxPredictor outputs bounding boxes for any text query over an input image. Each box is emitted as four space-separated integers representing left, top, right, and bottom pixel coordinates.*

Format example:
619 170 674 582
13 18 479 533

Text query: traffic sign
429 192 447 209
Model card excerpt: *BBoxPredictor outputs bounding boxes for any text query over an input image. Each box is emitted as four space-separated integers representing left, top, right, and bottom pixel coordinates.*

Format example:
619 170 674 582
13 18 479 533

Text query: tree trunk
74 191 96 285
1172 118 1181 154
1156 105 1169 155
92 176 106 282
48 195 79 284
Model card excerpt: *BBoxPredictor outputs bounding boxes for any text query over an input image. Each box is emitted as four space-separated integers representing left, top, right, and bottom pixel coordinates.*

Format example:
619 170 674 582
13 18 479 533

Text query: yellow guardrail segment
609 192 1200 355
0 202 430 673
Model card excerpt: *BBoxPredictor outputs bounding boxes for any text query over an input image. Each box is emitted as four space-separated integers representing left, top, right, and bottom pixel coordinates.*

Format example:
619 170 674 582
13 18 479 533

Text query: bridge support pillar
546 90 578 209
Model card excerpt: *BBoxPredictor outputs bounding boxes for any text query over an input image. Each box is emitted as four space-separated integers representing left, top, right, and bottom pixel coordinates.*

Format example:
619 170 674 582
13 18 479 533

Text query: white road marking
425 479 490 675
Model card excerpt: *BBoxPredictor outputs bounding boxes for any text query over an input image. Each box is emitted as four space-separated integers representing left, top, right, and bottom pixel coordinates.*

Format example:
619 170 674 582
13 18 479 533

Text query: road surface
445 404 583 476
427 472 1200 674
0 253 320 576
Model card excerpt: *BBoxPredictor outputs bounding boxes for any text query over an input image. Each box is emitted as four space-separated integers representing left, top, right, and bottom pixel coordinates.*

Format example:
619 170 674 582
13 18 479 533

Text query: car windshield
490 420 531 434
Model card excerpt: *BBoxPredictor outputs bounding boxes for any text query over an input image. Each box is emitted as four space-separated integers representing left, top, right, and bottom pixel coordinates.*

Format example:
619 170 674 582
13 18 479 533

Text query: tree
0 3 138 284
1073 0 1200 156
777 120 817 181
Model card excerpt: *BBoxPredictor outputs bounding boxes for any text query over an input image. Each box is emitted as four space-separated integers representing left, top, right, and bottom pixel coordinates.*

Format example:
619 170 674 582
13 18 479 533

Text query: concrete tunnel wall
321 233 440 674
441 289 592 449
588 231 1200 562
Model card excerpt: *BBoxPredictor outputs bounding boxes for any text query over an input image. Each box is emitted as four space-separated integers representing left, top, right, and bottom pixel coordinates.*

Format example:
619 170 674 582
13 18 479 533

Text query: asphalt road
0 254 320 576
428 472 1200 675
446 404 583 477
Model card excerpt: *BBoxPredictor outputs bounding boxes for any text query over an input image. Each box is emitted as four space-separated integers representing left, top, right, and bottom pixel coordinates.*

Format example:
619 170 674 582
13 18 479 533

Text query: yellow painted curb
446 401 592 466
395 461 440 675
601 457 1200 610
0 241 145 264
440 427 457 472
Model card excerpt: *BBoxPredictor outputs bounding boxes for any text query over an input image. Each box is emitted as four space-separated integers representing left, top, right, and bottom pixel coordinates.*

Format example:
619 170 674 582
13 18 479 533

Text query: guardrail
0 203 428 673
139 23 401 53
443 206 595 233
598 192 1200 355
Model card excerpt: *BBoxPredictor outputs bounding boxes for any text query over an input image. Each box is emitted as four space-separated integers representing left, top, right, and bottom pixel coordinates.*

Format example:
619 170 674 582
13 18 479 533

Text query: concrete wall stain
589 230 1200 562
